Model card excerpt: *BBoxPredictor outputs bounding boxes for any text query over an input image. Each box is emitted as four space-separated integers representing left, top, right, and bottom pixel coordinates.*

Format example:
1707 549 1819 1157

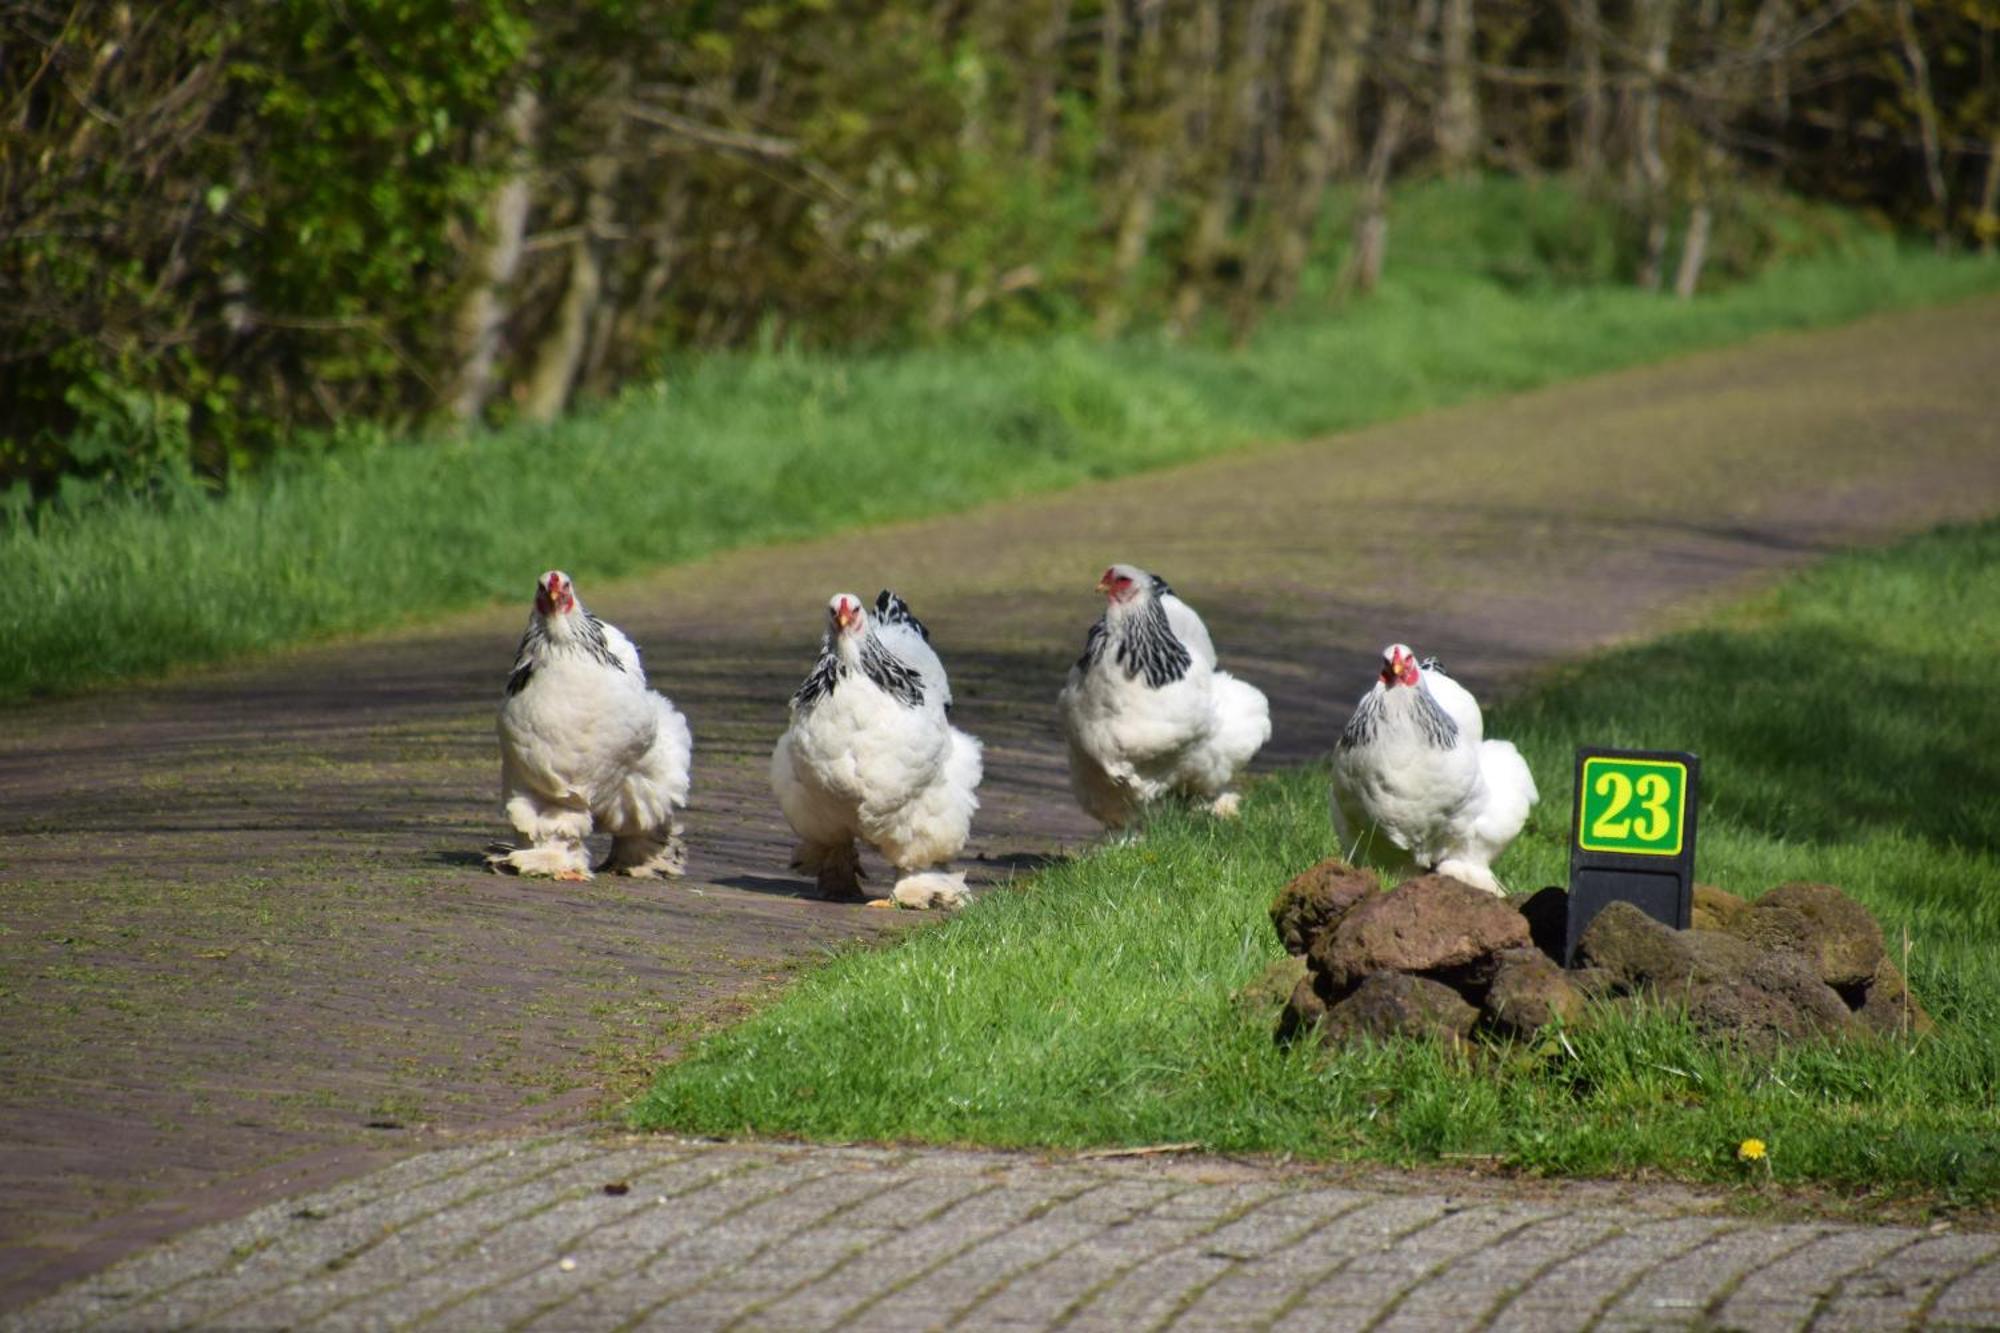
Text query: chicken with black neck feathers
489 570 693 881
771 591 983 910
871 589 951 713
1058 564 1271 830
1330 644 1538 895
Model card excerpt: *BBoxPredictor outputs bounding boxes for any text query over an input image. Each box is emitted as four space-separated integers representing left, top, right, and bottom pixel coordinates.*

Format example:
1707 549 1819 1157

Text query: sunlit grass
7 177 2000 701
636 519 2000 1205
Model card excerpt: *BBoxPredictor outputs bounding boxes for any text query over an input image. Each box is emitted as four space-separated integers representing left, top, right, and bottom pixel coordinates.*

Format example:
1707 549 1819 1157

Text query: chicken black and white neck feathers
1077 576 1194 689
871 588 952 713
1339 675 1459 750
792 623 927 714
505 609 627 697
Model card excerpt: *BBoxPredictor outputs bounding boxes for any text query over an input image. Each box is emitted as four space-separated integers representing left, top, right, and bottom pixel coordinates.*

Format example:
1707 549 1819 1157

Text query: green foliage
3 222 1997 704
1369 176 1886 296
1 0 529 488
9 0 1992 493
636 519 2000 1203
230 0 530 384
1381 177 1633 291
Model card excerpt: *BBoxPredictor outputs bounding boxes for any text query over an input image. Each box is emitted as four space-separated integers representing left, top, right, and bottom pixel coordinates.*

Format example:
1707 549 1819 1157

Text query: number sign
1578 756 1688 855
1563 747 1701 965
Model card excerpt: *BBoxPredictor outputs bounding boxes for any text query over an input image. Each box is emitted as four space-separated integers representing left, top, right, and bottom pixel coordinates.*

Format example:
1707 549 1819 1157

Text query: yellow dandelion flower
1737 1138 1767 1162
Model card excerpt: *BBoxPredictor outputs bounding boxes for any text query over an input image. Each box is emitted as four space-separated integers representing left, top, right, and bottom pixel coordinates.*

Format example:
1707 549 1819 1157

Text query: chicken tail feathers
944 725 984 796
1477 739 1537 821
874 727 982 871
594 692 693 837
1209 672 1273 774
1467 737 1538 864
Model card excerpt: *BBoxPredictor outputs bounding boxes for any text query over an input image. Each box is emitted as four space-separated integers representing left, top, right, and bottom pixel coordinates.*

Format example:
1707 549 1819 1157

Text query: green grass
635 518 2000 1206
8 177 2000 702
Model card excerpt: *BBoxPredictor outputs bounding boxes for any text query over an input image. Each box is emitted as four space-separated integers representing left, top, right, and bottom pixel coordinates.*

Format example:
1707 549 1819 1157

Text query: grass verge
635 518 2000 1207
9 178 2000 702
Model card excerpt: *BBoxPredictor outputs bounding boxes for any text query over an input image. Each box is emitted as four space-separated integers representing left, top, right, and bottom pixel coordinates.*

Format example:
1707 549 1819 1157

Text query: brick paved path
5 298 2000 1320
8 1133 1997 1331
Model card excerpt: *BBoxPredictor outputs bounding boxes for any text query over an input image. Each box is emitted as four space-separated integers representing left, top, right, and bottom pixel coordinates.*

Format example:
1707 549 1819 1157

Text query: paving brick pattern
7 1134 1996 1332
7 301 2000 1323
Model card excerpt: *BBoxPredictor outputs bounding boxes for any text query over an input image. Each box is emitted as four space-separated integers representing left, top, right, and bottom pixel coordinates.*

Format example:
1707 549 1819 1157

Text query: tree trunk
1631 0 1673 292
1345 0 1434 297
1105 152 1166 284
1322 0 1369 187
1435 0 1479 175
1980 12 1997 255
1172 0 1279 335
1673 202 1711 298
1095 0 1172 335
1893 0 1951 250
1567 0 1605 179
1346 95 1405 295
1165 0 1225 334
518 236 599 424
1024 0 1074 171
519 74 625 423
1097 0 1124 161
1251 0 1362 311
447 86 537 426
1980 135 2000 258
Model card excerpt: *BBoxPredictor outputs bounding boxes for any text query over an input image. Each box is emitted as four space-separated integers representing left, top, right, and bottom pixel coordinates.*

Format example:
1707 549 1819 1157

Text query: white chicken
488 570 693 881
1329 644 1538 895
1058 564 1272 830
770 591 983 910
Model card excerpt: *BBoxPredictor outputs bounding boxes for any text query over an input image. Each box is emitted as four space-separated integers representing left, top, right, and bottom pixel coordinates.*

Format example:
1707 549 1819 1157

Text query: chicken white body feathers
1059 568 1271 829
771 592 981 907
492 573 693 880
1330 649 1536 895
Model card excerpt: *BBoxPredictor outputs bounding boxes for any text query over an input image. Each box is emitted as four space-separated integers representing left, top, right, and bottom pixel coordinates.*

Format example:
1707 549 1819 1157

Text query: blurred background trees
4 0 1996 494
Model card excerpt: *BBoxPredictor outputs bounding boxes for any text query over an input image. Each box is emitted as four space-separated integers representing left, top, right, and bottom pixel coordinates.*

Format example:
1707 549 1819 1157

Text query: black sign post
1563 746 1701 966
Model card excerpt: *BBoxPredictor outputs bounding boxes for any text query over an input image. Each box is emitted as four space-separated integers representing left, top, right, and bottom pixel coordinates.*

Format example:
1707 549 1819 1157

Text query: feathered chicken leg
790 838 864 900
601 820 688 878
488 793 593 880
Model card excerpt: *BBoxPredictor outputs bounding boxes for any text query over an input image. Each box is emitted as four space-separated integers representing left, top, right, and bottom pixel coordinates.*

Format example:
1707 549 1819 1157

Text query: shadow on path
2 296 1998 1310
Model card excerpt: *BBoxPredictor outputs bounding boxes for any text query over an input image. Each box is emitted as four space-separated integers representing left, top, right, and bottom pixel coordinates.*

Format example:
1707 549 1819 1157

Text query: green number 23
1590 771 1674 842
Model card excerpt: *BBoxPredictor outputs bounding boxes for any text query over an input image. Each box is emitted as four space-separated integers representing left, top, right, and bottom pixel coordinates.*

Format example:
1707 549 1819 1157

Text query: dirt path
2 295 1996 1310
